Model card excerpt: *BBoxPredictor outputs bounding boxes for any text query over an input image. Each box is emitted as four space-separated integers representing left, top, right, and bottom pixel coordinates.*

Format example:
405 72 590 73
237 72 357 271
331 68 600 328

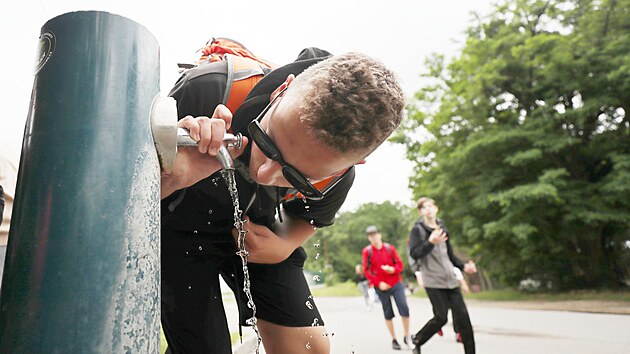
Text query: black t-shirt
161 48 355 242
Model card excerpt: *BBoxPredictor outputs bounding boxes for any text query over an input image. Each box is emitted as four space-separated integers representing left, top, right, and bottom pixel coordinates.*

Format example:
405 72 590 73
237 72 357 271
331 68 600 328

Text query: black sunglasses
247 87 325 200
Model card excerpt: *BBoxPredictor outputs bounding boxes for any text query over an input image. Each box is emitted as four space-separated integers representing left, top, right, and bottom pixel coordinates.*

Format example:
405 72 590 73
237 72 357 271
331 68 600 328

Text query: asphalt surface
231 295 630 354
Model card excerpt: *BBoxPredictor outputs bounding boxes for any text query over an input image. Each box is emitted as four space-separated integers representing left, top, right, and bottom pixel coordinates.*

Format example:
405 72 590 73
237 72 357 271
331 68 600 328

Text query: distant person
354 264 374 310
408 197 477 354
362 225 411 350
0 144 19 289
415 266 470 342
0 185 4 229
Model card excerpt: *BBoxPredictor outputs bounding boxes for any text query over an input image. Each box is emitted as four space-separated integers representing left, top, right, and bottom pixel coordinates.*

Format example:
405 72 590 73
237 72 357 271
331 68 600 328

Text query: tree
394 0 630 289
303 202 416 283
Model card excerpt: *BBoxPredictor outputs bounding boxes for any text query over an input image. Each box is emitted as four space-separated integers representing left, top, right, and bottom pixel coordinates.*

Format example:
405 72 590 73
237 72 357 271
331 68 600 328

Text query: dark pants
161 230 323 354
415 287 475 354
375 282 410 319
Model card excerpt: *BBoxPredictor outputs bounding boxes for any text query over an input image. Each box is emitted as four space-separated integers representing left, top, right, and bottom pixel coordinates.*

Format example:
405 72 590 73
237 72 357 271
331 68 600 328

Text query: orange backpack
178 37 277 116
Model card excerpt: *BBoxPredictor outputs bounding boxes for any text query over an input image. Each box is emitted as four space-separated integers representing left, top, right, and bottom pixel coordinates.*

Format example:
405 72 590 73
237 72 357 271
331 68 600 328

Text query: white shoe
403 335 413 348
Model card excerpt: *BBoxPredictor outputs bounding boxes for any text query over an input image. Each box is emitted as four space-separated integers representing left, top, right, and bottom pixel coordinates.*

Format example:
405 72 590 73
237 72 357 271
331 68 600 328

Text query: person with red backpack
160 38 405 354
362 225 411 350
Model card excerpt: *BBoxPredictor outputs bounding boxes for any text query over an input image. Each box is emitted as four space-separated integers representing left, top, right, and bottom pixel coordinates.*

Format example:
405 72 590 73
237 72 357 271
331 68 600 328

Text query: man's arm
408 224 434 260
361 248 377 287
233 210 317 264
445 236 465 270
391 246 404 274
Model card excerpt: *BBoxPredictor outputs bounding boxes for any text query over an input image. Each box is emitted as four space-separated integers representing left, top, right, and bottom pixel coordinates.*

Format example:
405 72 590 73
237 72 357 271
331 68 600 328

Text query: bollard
0 11 161 353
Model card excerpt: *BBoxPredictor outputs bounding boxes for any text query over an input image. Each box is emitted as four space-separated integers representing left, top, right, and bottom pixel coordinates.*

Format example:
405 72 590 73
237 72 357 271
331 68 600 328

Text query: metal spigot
150 96 242 173
176 128 242 170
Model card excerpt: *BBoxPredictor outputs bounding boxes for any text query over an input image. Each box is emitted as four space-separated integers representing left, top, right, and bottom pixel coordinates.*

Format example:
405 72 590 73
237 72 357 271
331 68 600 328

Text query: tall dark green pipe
0 11 161 352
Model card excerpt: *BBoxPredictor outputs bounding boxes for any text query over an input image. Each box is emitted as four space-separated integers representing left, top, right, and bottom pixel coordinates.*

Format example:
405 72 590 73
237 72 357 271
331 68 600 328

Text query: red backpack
177 37 277 117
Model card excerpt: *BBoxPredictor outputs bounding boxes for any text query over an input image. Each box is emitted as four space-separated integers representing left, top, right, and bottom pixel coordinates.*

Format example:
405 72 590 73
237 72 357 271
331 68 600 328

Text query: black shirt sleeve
408 221 435 260
443 222 465 270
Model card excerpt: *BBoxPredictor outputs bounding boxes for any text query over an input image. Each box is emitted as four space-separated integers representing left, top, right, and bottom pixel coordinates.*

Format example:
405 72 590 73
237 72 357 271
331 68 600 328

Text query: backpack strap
223 54 268 115
185 37 277 132
383 243 397 265
366 245 375 275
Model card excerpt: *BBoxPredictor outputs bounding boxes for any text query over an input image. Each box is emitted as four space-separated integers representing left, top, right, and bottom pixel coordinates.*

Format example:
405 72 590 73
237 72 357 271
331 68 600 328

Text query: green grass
311 281 363 296
312 282 630 302
463 289 630 302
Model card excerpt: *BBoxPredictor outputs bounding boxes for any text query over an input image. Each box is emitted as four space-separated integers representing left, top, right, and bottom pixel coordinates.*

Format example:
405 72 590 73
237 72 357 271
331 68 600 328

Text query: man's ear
270 74 295 101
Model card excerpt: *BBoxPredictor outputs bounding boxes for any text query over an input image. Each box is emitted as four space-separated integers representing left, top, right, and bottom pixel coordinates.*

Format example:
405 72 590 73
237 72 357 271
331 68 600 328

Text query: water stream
221 169 262 353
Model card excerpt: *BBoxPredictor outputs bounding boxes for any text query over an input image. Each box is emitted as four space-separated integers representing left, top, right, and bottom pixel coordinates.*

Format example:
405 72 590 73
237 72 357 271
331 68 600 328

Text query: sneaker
403 335 412 348
455 332 463 343
392 339 401 350
437 329 444 337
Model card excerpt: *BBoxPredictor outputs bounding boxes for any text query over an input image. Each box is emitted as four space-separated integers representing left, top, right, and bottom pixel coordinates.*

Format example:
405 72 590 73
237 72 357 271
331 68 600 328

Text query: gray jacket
408 219 464 289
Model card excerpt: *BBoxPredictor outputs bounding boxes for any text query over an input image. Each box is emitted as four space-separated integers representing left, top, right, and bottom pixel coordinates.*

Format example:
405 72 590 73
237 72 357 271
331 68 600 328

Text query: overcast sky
0 0 497 211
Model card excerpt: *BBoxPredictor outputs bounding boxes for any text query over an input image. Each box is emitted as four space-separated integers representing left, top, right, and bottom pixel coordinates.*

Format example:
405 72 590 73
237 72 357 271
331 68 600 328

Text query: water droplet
305 301 314 310
188 285 192 289
312 275 321 282
311 318 319 326
309 220 315 225
305 342 311 350
315 253 320 260
199 246 203 251
314 243 321 248
193 230 198 234
207 221 211 225
208 209 213 215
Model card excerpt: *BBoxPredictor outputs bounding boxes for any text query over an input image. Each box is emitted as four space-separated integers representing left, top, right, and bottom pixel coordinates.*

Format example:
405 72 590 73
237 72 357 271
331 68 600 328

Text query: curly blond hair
289 52 404 156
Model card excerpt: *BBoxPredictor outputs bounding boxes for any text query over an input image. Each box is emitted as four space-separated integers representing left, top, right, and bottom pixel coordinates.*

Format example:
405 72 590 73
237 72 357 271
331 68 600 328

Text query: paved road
232 296 630 354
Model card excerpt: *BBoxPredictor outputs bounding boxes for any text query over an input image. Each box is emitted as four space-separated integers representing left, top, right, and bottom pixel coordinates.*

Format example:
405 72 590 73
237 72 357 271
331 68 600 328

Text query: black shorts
161 229 323 353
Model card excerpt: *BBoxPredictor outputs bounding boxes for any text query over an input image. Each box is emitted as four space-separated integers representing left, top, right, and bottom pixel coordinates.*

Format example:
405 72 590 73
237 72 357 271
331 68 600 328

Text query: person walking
414 266 471 342
362 225 411 350
354 264 374 310
408 197 477 354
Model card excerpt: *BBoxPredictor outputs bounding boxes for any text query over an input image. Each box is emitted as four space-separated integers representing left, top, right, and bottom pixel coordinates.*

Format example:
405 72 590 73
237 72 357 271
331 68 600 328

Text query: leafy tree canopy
393 0 630 289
